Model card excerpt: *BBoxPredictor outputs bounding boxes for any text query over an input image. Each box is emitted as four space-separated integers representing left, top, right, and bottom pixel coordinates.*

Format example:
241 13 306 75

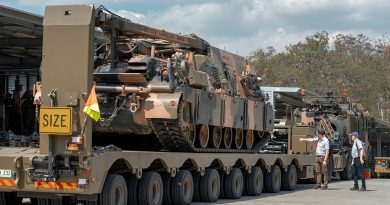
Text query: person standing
300 129 330 190
350 132 366 191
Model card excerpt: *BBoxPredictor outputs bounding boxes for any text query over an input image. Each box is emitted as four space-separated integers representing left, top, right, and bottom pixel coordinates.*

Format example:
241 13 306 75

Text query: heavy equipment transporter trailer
0 147 314 204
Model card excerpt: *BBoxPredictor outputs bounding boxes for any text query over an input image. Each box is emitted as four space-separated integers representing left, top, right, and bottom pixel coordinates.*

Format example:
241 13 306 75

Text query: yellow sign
39 107 72 135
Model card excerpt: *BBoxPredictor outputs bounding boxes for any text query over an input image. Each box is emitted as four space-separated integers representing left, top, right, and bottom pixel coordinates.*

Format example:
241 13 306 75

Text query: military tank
92 7 274 152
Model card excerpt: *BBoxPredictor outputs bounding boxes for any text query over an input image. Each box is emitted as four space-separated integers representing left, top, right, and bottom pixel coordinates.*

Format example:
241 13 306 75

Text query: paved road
194 179 390 205
22 179 390 204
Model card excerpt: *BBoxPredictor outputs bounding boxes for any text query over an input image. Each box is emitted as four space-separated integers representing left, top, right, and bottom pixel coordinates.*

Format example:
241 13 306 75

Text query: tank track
150 118 269 153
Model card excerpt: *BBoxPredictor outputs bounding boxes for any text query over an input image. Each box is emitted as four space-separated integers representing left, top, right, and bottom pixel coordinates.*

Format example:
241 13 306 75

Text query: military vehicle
91 6 274 152
375 157 390 177
0 5 316 205
261 87 372 180
301 91 371 180
260 87 318 155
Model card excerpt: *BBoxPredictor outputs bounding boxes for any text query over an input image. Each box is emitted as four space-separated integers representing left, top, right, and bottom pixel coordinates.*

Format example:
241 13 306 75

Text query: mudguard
144 92 181 119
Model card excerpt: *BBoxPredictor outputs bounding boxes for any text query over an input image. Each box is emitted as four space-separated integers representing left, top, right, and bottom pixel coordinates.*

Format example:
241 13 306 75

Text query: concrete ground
194 178 390 205
22 178 390 204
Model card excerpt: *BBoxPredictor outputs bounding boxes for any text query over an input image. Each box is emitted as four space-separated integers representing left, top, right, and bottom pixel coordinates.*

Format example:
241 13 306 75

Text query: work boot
359 186 367 191
350 186 359 191
314 185 321 190
321 186 328 190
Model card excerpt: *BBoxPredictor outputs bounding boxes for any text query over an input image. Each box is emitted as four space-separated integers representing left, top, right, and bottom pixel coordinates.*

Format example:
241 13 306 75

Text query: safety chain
100 97 126 127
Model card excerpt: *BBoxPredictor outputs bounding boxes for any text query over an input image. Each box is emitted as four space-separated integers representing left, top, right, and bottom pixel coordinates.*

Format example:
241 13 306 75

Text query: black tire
264 165 281 193
327 158 333 182
127 174 139 205
340 156 352 180
162 173 172 205
224 168 243 199
242 170 247 196
0 192 22 205
244 166 263 196
85 200 98 205
282 165 297 191
50 199 65 205
199 169 220 202
138 172 163 205
101 174 128 205
30 198 39 205
219 171 225 199
171 170 193 205
36 199 50 205
191 172 201 202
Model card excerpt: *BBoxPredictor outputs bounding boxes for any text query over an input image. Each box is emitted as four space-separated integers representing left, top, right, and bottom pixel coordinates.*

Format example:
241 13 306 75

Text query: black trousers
352 158 366 187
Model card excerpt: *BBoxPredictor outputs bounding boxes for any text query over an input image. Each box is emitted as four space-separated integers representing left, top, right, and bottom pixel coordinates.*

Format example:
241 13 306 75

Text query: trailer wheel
340 156 352 180
127 174 139 205
30 198 38 205
219 171 225 199
84 200 98 205
224 168 243 199
50 199 67 205
36 199 50 205
162 173 172 205
171 170 193 205
264 165 281 193
245 166 263 196
191 172 201 202
138 172 163 205
36 199 64 205
327 158 333 182
282 165 297 191
0 192 22 205
100 174 128 205
199 169 220 202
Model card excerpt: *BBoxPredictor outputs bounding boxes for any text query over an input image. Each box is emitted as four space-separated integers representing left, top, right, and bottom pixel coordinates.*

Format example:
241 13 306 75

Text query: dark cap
349 132 359 137
317 128 325 135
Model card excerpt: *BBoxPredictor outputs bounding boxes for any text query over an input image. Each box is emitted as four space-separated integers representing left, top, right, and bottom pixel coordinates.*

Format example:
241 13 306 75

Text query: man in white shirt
300 129 330 190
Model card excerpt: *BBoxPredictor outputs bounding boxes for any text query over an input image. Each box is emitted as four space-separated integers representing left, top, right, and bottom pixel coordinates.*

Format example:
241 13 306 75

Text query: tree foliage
249 32 390 122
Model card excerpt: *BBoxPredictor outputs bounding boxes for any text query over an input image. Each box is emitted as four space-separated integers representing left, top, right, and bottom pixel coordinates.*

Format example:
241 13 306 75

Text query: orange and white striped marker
0 179 16 187
34 181 77 190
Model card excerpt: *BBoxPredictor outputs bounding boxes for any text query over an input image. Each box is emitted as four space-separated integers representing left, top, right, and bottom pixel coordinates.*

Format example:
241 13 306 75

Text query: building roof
0 5 43 74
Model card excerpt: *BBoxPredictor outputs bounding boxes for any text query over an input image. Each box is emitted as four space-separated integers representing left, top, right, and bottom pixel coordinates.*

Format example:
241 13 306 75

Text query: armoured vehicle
300 91 371 179
91 6 274 152
0 5 316 205
261 88 371 180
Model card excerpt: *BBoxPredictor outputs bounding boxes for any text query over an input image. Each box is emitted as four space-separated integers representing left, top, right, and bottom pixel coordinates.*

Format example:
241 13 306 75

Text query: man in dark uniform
350 132 366 191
